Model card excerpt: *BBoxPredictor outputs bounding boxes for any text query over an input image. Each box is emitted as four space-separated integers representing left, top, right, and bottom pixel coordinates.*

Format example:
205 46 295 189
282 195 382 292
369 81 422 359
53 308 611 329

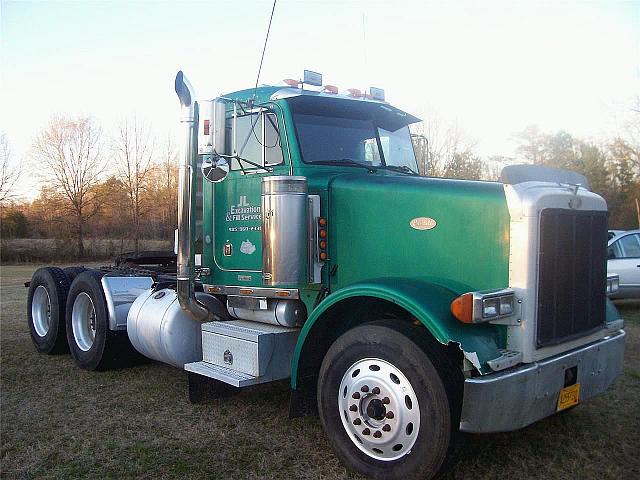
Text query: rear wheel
27 267 70 354
63 266 87 284
318 322 456 480
66 270 129 370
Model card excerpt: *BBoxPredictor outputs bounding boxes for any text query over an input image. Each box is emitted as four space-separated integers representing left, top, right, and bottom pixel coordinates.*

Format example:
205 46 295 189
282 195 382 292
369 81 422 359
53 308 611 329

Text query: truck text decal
225 195 262 223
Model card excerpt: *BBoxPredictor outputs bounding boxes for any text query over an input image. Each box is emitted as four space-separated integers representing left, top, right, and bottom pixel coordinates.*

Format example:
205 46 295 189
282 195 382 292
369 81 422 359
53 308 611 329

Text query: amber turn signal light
319 229 327 238
451 293 474 324
318 217 327 227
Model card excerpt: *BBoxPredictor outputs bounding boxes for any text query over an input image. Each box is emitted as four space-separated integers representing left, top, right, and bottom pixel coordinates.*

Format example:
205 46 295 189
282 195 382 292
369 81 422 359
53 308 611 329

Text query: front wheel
317 322 456 480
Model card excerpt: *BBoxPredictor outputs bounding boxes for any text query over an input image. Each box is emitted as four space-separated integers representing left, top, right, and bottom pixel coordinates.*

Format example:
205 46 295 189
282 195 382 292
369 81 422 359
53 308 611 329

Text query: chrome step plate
184 361 260 387
487 349 523 371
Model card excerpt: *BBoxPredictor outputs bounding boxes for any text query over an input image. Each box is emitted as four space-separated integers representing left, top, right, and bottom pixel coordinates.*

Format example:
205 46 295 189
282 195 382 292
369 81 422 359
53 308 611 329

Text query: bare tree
513 125 547 165
0 133 21 205
159 134 178 228
32 116 104 256
411 111 478 177
113 116 154 253
159 134 178 191
619 97 640 171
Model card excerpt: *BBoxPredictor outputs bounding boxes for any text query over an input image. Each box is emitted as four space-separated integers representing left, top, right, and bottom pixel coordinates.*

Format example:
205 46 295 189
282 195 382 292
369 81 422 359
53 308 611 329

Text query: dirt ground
1 264 639 479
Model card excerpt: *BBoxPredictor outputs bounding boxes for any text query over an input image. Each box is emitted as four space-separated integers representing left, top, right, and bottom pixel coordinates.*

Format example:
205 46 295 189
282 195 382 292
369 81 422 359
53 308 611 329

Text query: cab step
487 349 523 371
184 319 300 387
185 361 260 387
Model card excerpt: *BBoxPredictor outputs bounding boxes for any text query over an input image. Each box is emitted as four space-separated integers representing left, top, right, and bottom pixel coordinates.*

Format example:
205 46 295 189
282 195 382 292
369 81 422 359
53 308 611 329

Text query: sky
1 0 638 197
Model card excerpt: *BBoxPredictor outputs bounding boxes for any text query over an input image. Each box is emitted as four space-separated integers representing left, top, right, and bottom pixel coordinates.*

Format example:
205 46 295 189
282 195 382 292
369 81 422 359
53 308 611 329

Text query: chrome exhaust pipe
174 71 209 321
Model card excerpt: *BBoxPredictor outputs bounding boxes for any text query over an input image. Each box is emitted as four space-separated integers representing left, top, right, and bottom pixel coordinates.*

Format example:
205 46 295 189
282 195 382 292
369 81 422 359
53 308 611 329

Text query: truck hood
327 173 511 294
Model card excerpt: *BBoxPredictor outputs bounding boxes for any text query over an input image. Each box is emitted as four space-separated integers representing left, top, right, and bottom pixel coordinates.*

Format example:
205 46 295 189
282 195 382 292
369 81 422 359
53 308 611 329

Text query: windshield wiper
380 164 419 176
313 159 378 172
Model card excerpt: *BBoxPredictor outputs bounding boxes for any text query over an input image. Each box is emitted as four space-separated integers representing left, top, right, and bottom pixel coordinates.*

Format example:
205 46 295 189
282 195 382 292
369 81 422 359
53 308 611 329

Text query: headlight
499 295 515 316
482 297 499 317
451 289 516 324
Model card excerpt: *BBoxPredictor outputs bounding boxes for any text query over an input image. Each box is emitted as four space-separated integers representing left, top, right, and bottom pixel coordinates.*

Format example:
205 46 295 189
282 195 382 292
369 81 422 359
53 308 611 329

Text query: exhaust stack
174 71 209 321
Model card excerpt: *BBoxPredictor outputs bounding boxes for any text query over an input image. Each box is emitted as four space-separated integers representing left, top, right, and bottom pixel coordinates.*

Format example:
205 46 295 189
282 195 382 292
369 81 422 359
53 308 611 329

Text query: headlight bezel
451 288 516 324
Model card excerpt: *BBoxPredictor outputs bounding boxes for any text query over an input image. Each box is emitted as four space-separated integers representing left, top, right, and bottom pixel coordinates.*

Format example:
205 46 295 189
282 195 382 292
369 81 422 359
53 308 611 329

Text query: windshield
290 99 419 172
294 114 382 165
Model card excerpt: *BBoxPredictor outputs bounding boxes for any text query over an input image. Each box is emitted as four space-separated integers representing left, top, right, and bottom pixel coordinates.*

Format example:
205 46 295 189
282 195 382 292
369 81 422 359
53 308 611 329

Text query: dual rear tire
65 270 120 370
27 267 70 354
27 267 131 370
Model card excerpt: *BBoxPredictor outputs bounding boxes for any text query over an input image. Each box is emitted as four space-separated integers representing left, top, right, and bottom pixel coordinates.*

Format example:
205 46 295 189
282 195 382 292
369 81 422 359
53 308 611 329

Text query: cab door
211 110 286 284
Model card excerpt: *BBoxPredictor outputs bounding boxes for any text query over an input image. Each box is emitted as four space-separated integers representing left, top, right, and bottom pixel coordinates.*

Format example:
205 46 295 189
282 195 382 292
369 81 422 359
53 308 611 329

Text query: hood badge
568 197 582 209
410 217 437 230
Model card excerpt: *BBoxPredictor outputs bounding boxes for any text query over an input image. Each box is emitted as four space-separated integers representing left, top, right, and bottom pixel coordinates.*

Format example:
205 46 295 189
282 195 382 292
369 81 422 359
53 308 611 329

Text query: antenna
362 12 368 78
252 0 278 103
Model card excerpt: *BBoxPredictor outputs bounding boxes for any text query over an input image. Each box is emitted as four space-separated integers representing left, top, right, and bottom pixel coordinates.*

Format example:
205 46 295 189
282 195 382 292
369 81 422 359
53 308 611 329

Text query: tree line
1 101 639 260
411 99 640 229
1 117 178 257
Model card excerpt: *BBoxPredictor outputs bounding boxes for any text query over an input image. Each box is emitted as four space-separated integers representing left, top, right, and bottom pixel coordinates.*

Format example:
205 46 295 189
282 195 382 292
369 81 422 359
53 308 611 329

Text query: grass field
1 239 172 263
1 264 639 479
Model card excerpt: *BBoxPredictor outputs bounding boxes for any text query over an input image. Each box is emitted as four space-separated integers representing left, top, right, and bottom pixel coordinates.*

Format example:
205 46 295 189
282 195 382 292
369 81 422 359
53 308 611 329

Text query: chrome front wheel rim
72 292 96 351
32 285 52 337
338 357 420 461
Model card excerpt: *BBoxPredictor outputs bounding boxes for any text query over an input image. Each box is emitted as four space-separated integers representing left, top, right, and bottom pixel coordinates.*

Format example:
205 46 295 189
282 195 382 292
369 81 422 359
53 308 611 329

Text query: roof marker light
283 78 300 87
322 85 338 94
346 88 362 97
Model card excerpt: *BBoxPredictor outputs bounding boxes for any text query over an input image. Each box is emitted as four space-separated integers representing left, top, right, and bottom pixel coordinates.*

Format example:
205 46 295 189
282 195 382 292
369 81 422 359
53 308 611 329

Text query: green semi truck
26 70 625 479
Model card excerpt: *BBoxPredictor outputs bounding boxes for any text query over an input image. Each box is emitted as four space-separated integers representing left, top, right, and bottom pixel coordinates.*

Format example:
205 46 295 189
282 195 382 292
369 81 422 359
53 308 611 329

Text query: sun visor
285 95 420 132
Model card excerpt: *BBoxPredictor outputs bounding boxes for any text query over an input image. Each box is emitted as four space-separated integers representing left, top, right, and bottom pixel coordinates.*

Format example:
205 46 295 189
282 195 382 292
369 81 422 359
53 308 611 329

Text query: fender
291 278 504 388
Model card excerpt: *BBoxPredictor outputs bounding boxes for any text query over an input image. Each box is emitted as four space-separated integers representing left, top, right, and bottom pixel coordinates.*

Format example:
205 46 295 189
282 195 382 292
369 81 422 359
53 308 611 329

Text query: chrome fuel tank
261 176 308 286
127 288 217 368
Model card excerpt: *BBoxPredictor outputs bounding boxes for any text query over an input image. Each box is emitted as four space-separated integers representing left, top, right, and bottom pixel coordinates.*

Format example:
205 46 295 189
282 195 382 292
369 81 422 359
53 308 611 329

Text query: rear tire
27 267 70 354
63 266 87 283
65 270 129 370
317 321 456 480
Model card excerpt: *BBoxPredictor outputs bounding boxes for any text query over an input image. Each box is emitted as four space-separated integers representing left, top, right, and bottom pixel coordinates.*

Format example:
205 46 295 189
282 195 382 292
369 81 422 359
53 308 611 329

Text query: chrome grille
536 208 607 347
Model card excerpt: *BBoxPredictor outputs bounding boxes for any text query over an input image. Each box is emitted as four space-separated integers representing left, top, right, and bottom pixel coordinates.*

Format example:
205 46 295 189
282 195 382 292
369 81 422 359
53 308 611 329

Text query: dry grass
1 239 172 263
1 264 639 479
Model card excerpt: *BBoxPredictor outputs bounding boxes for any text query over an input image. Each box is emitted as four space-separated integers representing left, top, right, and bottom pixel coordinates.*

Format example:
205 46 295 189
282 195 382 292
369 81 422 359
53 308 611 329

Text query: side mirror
202 154 229 183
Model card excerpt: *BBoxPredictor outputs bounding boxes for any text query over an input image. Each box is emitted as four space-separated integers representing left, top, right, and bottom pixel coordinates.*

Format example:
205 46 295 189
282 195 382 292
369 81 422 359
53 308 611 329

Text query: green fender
291 278 503 388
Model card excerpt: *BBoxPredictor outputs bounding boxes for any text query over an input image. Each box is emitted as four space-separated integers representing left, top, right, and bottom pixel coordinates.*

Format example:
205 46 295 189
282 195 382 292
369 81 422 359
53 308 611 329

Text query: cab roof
220 85 421 127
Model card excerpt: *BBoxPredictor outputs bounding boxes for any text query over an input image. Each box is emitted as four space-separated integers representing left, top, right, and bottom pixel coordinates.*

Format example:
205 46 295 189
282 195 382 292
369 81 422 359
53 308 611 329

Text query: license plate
557 383 580 411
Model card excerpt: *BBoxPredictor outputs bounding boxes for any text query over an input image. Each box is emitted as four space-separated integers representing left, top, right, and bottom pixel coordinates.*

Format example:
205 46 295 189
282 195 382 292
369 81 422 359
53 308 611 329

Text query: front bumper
460 329 626 433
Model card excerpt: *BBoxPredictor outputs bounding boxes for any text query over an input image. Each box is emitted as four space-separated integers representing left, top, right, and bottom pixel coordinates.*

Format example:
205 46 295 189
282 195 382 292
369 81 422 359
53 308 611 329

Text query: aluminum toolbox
201 320 299 378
